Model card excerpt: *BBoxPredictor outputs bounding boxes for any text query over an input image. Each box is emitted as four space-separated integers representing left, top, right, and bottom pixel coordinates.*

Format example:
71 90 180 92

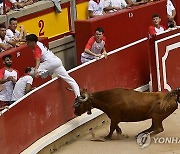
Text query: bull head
73 89 92 116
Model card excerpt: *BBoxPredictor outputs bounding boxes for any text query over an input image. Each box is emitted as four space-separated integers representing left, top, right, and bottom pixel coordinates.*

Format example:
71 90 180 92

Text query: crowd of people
0 0 34 14
88 0 176 28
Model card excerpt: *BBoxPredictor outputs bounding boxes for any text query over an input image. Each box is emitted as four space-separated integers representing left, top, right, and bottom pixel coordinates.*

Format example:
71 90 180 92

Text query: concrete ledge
6 1 54 21
49 35 75 49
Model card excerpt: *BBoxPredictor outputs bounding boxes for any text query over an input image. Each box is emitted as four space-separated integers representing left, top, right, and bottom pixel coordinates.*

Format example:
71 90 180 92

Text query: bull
74 88 180 139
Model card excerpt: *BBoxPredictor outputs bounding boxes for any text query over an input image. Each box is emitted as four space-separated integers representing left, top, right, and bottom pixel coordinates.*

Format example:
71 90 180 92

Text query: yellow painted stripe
18 8 69 38
76 2 88 20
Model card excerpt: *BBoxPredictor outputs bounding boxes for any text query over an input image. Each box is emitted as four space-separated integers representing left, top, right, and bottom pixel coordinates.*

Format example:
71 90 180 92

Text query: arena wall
0 38 149 154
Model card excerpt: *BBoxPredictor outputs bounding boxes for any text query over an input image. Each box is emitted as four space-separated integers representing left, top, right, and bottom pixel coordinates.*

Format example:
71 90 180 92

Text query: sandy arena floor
54 107 180 154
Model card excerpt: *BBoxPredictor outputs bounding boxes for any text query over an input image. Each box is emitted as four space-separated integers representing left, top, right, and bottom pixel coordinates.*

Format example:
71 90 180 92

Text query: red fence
148 28 180 92
174 0 180 25
0 38 149 154
75 0 167 64
0 37 51 87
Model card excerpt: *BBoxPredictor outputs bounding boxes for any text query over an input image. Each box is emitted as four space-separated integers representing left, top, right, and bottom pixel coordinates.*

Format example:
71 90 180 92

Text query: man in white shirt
104 0 128 13
88 0 106 18
0 54 18 108
6 18 26 42
11 67 34 102
166 0 176 27
0 23 17 52
25 34 80 98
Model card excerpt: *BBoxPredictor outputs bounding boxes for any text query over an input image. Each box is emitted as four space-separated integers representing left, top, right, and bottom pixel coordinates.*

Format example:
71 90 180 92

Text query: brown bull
74 88 180 139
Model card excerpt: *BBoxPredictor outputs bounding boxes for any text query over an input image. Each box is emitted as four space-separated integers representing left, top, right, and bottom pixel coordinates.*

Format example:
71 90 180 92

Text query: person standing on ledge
25 34 81 98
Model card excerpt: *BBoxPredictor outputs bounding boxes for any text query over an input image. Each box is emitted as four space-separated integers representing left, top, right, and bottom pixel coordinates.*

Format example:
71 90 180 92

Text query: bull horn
66 87 73 91
78 93 89 102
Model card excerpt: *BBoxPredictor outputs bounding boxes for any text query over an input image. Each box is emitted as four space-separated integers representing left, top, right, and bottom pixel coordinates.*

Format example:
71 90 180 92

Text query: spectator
148 14 166 37
11 67 34 102
25 34 81 98
6 18 27 42
0 1 11 14
81 27 107 63
0 54 18 108
167 0 176 28
88 0 105 18
125 0 149 6
0 23 18 52
104 0 128 13
8 0 33 9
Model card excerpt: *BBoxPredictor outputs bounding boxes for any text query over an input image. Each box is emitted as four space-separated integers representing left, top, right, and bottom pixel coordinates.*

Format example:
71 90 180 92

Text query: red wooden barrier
0 38 149 154
173 0 180 25
0 37 51 87
75 0 167 65
148 28 180 91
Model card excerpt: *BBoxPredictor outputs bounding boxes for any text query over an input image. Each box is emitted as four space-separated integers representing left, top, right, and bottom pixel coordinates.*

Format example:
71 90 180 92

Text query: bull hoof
117 134 129 140
104 136 112 140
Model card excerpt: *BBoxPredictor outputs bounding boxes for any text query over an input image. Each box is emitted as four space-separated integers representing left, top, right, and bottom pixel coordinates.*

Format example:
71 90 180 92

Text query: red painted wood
174 0 180 25
156 34 180 91
75 0 167 65
0 37 51 87
148 28 180 91
0 39 149 154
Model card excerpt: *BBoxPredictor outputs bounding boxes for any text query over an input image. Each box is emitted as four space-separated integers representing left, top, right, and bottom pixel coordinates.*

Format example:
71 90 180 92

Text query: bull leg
104 121 118 140
136 122 154 138
116 125 122 135
149 120 164 137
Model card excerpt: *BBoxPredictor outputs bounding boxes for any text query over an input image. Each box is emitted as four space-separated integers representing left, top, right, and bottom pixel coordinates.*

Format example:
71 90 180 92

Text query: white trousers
38 57 80 97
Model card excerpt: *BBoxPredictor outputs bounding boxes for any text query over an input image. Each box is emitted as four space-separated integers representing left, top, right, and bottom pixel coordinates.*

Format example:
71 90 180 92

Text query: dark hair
0 23 6 29
9 18 17 24
152 14 160 19
25 67 32 73
2 54 12 61
26 34 38 42
95 27 104 34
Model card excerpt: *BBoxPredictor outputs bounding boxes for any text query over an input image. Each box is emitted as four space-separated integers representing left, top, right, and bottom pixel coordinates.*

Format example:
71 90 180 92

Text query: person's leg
53 65 80 97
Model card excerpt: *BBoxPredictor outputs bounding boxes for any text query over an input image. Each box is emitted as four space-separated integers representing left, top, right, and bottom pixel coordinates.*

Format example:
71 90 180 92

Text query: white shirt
11 75 33 101
0 68 18 101
88 0 105 16
105 0 127 12
155 27 165 34
167 0 175 16
0 36 10 52
6 29 20 40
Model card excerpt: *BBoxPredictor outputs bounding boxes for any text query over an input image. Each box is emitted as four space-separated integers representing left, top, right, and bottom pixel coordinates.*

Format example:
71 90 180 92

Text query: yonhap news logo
136 133 180 148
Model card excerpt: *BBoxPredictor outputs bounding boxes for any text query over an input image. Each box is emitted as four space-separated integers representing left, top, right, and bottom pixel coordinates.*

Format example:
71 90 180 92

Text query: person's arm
0 76 16 84
84 48 101 58
168 9 176 21
34 58 40 78
102 47 107 58
88 10 104 18
25 83 32 94
148 26 156 36
7 39 19 47
0 43 11 51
